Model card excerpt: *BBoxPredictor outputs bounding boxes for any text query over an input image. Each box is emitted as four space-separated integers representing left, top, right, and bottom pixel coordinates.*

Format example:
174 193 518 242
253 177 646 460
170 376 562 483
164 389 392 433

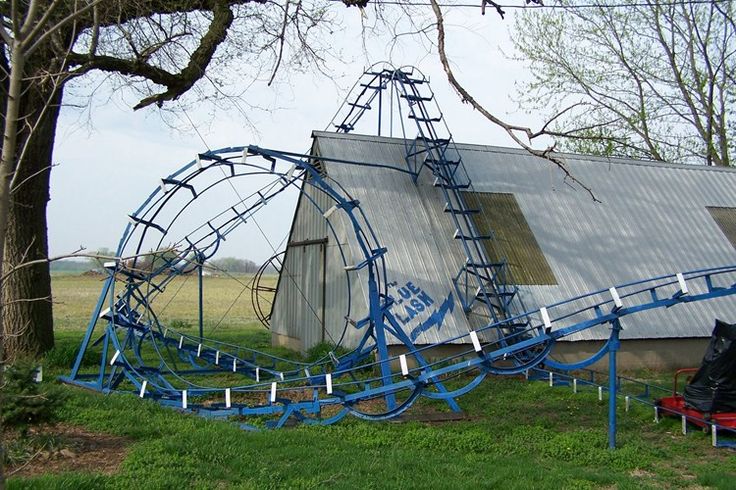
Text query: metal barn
271 131 736 369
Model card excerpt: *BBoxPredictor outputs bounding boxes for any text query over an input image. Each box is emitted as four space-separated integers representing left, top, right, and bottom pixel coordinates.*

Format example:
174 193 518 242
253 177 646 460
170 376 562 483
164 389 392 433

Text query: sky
48 4 545 263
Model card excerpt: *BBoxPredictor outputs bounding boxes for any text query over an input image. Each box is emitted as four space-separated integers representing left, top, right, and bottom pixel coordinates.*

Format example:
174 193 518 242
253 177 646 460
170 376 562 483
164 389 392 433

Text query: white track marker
676 273 689 295
279 372 285 381
540 307 552 331
182 390 188 409
712 426 718 447
110 350 120 366
270 382 277 403
163 328 168 338
197 344 202 357
215 351 220 365
304 368 311 378
179 336 184 349
625 395 630 412
598 386 603 401
232 358 237 372
469 331 482 352
256 367 260 382
573 378 578 393
609 287 623 309
323 204 338 219
681 415 688 435
654 407 660 423
549 372 554 387
139 380 148 398
225 388 232 408
326 373 333 395
399 354 409 376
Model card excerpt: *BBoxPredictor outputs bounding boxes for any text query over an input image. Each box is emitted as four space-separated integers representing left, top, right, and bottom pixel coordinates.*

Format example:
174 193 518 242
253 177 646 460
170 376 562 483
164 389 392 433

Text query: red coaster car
656 368 736 432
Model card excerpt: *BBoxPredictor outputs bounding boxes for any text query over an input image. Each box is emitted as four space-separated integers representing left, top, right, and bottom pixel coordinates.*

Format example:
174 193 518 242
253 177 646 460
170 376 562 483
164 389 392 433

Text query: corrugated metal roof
308 131 736 343
313 135 474 346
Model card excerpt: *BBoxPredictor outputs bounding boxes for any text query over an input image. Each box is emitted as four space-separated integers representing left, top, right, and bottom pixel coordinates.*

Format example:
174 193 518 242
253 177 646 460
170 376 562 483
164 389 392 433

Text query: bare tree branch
0 247 184 283
430 0 599 201
268 0 291 86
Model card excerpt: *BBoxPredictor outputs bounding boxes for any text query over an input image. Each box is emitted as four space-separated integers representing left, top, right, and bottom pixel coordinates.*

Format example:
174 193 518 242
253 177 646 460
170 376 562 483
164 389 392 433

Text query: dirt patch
81 269 104 277
629 468 656 479
6 424 132 479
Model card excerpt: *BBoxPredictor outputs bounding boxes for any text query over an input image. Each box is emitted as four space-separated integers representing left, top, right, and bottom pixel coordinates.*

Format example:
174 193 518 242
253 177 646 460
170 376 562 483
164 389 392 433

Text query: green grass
7 275 736 488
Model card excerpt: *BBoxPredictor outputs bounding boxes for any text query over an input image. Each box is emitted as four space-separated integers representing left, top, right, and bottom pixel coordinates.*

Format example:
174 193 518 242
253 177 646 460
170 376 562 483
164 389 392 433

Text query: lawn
5 275 736 489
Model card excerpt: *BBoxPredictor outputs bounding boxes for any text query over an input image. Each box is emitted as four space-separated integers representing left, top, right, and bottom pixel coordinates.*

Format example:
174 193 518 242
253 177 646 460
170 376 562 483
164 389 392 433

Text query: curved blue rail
62 66 736 447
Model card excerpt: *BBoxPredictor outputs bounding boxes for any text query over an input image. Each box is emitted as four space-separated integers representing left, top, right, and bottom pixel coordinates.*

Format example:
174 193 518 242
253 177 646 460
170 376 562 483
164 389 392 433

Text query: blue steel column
369 269 397 410
198 252 204 340
69 274 113 379
608 319 622 449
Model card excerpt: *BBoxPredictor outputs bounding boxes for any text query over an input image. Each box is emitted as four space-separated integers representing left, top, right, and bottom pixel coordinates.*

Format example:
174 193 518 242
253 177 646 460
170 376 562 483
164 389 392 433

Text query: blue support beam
60 64 736 449
608 319 621 449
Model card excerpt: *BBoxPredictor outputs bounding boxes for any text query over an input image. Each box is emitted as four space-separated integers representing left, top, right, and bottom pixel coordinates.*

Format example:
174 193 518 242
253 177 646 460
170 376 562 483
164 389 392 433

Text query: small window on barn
463 192 557 286
707 207 736 248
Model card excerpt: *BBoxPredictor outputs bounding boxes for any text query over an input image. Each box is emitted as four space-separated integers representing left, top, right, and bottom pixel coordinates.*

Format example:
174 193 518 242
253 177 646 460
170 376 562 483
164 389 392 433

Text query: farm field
51 273 276 332
5 275 736 489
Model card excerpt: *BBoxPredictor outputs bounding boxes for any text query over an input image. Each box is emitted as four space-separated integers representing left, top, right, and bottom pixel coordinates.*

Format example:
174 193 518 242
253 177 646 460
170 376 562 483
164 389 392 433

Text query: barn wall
322 207 368 349
387 338 711 372
461 144 736 341
550 338 711 372
271 177 330 351
270 165 370 352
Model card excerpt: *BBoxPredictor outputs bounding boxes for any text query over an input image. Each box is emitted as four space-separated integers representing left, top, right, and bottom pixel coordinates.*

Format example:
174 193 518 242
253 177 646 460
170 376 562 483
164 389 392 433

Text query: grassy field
5 275 736 488
51 274 275 331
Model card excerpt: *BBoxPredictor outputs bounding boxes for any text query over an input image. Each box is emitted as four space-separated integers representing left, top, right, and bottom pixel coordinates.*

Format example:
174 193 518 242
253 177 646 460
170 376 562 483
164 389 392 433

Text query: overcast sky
48 5 545 263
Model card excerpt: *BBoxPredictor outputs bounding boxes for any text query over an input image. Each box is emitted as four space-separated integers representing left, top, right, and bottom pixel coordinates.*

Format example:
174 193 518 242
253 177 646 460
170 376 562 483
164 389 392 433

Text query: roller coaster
62 64 736 448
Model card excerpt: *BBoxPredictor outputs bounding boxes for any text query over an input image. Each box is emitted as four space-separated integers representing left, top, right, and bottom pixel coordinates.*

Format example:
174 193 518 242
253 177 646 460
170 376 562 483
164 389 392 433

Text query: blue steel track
62 64 736 447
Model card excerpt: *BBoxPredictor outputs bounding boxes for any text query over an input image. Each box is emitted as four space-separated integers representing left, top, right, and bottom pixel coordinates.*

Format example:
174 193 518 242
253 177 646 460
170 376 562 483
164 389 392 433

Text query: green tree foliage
511 1 735 166
2 359 67 437
209 256 259 274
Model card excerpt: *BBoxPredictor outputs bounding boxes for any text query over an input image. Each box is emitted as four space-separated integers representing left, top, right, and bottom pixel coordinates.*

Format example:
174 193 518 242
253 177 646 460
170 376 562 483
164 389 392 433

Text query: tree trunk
1 83 63 361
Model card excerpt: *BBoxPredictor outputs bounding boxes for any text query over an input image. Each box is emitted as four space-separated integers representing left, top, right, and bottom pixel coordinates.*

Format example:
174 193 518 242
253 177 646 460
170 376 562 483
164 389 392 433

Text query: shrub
304 342 350 363
2 359 68 437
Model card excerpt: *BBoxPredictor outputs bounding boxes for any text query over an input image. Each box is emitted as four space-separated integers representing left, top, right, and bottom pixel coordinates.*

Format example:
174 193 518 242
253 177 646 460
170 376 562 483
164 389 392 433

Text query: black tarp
683 319 736 413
